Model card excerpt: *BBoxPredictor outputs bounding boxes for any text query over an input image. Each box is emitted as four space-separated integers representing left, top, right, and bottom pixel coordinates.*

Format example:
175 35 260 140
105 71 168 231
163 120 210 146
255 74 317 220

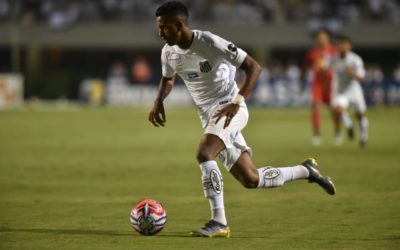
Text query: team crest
199 60 212 73
228 43 237 52
210 170 222 194
263 168 280 179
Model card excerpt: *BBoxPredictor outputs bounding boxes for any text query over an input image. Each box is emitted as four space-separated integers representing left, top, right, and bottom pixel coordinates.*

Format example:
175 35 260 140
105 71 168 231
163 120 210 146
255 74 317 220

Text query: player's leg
355 112 368 147
354 98 368 147
339 90 356 140
191 104 250 238
333 107 355 145
342 110 354 140
332 95 353 145
328 94 343 145
191 133 231 237
311 84 323 145
195 133 227 225
324 78 343 144
230 152 308 188
311 101 322 145
229 152 336 194
352 86 368 147
332 106 344 145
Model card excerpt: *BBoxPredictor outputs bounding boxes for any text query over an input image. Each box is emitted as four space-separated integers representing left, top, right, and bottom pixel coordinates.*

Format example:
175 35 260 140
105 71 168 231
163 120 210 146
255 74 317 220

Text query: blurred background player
332 36 368 147
303 28 337 146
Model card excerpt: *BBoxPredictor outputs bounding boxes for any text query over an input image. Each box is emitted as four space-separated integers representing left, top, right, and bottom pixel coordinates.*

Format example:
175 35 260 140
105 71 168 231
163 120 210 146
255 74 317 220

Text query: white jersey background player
332 35 369 147
149 1 336 238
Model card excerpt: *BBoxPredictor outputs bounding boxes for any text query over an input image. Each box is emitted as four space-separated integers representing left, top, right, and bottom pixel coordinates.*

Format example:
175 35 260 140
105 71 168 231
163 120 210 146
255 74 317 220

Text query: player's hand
214 103 240 129
345 66 356 78
148 99 166 127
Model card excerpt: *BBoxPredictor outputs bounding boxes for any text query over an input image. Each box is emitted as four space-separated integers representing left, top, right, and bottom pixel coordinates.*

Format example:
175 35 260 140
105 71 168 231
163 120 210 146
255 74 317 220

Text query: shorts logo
199 60 212 73
263 168 280 179
210 170 222 194
188 72 199 79
229 131 239 144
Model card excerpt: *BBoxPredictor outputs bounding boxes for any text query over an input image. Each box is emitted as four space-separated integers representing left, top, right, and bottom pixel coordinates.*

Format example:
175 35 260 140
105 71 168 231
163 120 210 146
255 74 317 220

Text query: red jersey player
303 28 338 145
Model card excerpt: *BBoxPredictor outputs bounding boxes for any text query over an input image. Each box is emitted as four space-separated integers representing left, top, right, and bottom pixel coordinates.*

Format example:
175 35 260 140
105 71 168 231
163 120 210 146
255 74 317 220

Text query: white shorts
204 103 252 171
332 84 367 113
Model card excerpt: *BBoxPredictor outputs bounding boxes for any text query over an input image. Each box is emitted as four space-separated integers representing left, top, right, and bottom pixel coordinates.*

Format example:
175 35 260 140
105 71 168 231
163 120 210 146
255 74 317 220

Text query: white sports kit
332 51 367 113
159 29 332 231
161 30 251 170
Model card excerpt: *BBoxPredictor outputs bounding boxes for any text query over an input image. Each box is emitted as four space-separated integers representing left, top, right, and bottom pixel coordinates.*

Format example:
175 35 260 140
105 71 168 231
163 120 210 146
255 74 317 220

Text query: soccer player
149 1 336 238
303 28 338 145
332 36 368 147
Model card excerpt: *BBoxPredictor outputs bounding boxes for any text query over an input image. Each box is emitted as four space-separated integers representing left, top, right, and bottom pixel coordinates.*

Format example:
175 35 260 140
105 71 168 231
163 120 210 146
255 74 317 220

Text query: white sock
200 161 227 225
342 111 353 129
257 165 309 188
210 206 226 226
359 117 369 141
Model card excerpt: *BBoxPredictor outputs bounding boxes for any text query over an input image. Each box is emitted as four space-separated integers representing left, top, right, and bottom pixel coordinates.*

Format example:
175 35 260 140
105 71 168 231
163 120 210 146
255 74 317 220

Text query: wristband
232 94 245 105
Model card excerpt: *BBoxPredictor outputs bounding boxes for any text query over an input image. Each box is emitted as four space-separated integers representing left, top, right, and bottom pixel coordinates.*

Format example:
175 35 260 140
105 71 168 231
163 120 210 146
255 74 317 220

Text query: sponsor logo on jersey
263 168 280 179
188 72 199 79
199 60 212 73
210 169 222 194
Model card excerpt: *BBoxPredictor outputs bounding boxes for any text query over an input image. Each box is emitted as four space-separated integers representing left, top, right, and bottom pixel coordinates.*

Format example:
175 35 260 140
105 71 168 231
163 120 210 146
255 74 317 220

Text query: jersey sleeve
354 55 366 78
201 32 247 68
161 46 175 78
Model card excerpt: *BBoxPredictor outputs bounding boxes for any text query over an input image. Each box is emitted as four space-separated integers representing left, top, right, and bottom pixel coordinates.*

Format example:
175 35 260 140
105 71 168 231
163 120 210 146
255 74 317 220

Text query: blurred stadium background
0 0 400 107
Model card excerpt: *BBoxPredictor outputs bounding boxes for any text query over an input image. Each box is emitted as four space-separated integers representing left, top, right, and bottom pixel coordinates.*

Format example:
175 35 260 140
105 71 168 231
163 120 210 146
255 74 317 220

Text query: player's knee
334 105 345 112
196 149 213 163
241 174 259 189
242 179 258 189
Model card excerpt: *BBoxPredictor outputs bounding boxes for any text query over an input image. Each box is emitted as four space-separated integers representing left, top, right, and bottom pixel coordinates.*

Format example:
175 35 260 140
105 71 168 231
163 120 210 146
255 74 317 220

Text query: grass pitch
0 106 399 250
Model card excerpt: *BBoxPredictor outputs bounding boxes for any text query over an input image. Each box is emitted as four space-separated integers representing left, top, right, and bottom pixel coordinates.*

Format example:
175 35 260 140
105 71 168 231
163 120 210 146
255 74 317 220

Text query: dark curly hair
155 1 189 22
337 35 352 44
313 27 332 38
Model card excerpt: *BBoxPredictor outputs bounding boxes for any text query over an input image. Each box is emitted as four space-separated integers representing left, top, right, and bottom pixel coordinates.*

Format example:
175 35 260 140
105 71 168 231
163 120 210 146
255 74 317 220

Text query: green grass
0 106 400 250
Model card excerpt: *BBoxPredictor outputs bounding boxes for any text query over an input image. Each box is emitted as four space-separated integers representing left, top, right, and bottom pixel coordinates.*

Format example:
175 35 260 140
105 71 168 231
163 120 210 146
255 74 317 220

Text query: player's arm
203 33 261 128
345 57 365 82
238 55 262 98
215 55 262 128
148 75 176 127
345 67 364 82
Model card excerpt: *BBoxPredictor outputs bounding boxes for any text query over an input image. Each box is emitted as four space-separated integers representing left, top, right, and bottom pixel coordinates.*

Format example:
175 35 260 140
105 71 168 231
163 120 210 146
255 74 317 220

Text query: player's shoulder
161 43 180 59
161 43 174 54
195 29 225 47
348 51 363 63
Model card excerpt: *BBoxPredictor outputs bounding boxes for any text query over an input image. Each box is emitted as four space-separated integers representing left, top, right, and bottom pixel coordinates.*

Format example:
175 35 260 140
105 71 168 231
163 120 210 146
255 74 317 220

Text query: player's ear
175 19 183 31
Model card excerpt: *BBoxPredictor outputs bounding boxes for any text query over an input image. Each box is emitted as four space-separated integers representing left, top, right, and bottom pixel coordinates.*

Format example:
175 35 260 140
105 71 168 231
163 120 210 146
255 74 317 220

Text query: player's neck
319 43 330 49
176 28 193 50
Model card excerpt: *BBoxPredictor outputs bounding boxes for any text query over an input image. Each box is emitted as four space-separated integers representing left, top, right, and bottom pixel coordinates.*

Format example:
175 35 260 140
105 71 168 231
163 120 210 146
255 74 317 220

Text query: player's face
338 41 351 54
316 31 330 46
156 16 180 46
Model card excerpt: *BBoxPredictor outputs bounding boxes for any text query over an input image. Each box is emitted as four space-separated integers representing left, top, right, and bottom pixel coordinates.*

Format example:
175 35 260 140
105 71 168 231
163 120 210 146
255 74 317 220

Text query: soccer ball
130 199 167 236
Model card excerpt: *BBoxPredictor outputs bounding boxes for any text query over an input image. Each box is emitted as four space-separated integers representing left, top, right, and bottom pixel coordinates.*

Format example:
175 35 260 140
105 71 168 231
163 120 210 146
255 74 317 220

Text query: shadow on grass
0 228 189 238
2 228 400 241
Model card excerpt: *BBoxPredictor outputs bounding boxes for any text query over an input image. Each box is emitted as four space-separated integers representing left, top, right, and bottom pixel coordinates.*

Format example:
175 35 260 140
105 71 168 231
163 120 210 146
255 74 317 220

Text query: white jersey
161 30 247 127
333 51 365 93
332 51 367 113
